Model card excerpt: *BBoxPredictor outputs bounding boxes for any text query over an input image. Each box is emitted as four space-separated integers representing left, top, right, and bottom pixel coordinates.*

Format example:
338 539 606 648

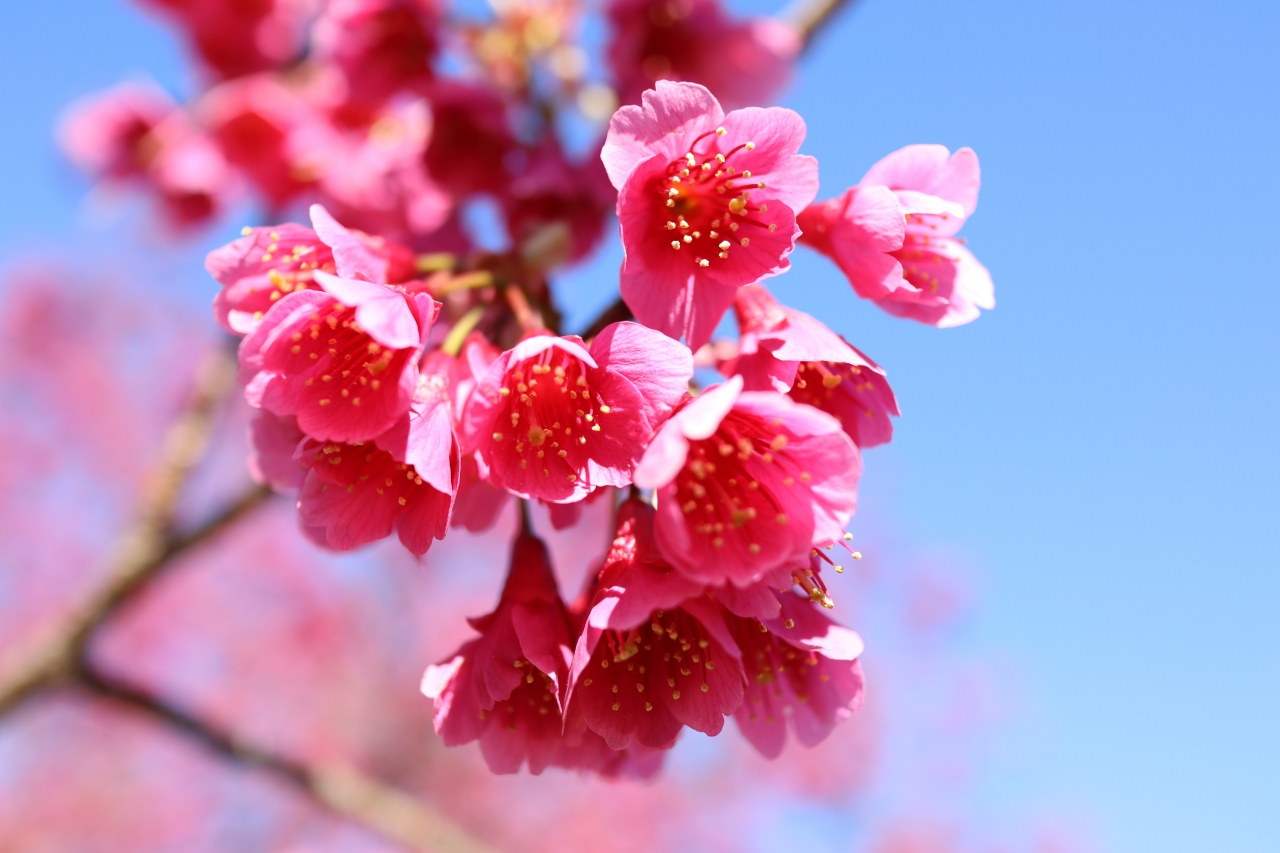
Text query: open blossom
312 0 441 109
421 534 579 773
250 348 460 554
606 0 800 111
727 590 865 758
798 144 994 327
634 375 860 586
461 322 693 503
239 271 439 444
565 500 745 751
602 81 818 349
207 204 416 334
727 284 899 448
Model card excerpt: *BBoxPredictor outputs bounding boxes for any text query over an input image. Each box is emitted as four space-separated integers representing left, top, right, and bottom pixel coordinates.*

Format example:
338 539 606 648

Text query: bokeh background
1 0 1278 850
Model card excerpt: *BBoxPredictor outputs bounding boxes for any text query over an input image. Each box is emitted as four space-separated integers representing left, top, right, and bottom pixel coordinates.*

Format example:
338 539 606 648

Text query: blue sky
2 1 1278 850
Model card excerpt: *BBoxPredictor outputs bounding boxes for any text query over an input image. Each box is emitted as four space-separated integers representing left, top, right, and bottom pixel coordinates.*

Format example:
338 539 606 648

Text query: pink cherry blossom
312 0 441 109
206 205 416 334
461 322 693 503
605 0 800 111
421 534 579 774
634 375 861 586
58 82 176 182
799 144 994 327
565 500 744 751
602 81 817 348
727 284 900 448
295 430 455 555
727 590 865 758
238 272 439 443
293 346 461 554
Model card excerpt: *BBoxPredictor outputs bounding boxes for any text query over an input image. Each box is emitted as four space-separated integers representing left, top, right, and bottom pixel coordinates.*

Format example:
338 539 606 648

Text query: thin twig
77 665 494 853
782 0 859 50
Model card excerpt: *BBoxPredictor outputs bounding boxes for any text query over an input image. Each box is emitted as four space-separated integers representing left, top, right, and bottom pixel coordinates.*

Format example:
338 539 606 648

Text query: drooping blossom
423 82 516 198
726 284 899 448
634 375 860 586
421 534 580 773
565 499 745 751
606 0 800 111
461 322 693 503
726 589 865 758
238 271 439 443
504 142 616 265
602 81 818 348
207 204 416 334
312 0 441 110
798 144 994 327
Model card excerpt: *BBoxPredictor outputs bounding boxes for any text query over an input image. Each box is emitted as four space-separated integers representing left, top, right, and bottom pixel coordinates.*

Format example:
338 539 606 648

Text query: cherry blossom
634 375 860 586
727 284 900 448
602 80 817 348
461 322 693 503
799 144 994 327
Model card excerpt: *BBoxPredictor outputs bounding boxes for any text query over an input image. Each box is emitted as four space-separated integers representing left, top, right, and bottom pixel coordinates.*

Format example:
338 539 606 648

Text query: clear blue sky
2 1 1277 850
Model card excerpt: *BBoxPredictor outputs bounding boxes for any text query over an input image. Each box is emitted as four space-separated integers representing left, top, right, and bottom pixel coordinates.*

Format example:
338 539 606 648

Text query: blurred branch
77 666 493 853
0 341 271 716
576 0 856 341
782 0 860 50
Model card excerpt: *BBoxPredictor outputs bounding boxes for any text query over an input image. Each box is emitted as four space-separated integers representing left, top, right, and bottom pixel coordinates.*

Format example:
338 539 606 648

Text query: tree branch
0 341 268 716
783 0 860 50
76 665 494 853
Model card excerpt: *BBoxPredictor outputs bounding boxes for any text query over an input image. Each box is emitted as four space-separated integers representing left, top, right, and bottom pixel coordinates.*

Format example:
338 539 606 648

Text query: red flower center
652 128 779 268
672 410 800 552
489 345 614 485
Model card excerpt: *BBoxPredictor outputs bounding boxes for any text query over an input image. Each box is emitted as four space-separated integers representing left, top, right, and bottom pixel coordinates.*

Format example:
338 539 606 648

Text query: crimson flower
602 81 817 348
727 284 900 448
239 271 439 444
421 534 579 774
206 204 417 334
634 375 860 586
565 500 745 751
460 322 693 504
799 144 994 327
727 589 865 759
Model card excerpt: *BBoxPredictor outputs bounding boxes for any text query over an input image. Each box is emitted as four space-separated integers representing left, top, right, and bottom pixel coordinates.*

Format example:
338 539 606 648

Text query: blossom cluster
62 0 994 777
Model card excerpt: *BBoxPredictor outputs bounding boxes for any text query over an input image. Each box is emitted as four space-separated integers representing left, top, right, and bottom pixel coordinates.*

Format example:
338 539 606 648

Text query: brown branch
783 0 860 50
77 665 494 853
0 341 267 716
